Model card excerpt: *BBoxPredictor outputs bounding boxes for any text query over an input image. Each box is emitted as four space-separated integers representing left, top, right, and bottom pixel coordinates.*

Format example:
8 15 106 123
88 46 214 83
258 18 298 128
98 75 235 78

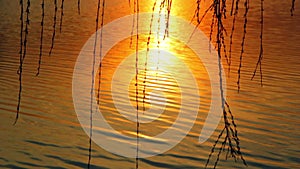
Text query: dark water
0 0 300 168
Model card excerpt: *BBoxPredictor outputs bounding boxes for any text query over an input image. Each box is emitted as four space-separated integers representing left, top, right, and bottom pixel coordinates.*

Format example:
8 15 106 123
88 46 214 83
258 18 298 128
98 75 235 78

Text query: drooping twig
194 0 202 24
189 3 214 42
209 11 216 52
59 0 64 33
154 0 167 78
163 0 172 39
205 102 247 169
216 0 225 122
220 25 229 66
237 0 250 92
36 0 45 76
97 0 105 105
220 0 229 65
87 0 102 168
15 0 30 125
192 1 214 26
205 127 225 168
49 0 58 56
203 1 247 168
142 0 157 112
135 1 140 168
230 0 235 15
215 2 226 168
228 0 240 76
291 0 296 16
78 0 81 15
22 0 30 63
17 0 24 75
251 0 264 86
130 0 137 48
15 0 24 125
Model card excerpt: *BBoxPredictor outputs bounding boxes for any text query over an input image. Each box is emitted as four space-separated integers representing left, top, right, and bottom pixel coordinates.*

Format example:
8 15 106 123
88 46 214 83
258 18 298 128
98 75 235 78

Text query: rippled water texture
0 0 299 168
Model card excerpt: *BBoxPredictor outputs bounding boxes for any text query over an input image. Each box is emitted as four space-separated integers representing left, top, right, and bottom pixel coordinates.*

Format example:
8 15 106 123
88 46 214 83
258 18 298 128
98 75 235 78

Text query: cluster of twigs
205 102 247 168
192 0 250 168
129 1 173 168
16 0 81 124
191 0 295 168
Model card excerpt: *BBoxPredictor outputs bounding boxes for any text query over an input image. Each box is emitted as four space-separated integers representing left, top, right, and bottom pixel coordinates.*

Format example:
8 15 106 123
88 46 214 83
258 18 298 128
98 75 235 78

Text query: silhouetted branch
135 1 140 168
209 11 216 52
291 0 296 16
130 0 137 48
36 0 44 76
97 0 105 105
189 3 214 42
202 1 247 168
15 0 24 125
49 0 58 56
205 102 247 169
143 0 157 112
230 0 234 15
228 0 240 76
15 0 30 125
59 0 64 33
163 0 172 39
237 0 249 92
251 0 264 86
78 0 81 15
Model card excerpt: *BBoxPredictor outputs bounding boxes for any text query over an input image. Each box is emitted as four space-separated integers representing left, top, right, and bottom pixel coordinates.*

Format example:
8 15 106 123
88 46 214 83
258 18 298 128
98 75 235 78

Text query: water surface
0 0 299 168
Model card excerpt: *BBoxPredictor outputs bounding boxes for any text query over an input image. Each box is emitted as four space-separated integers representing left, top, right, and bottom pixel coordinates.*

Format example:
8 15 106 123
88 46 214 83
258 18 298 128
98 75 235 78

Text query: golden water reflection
95 33 211 138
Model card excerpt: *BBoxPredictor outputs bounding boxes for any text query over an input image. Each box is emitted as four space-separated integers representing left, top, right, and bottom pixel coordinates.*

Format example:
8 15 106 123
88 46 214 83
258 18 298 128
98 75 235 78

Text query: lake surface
0 0 299 168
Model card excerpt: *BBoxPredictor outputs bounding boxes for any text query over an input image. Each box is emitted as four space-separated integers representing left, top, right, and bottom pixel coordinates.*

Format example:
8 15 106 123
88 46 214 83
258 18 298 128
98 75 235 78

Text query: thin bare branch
49 0 58 56
59 0 64 33
135 1 140 168
36 0 45 76
291 0 296 16
228 0 240 76
78 0 81 15
251 0 264 86
15 0 24 125
237 0 250 92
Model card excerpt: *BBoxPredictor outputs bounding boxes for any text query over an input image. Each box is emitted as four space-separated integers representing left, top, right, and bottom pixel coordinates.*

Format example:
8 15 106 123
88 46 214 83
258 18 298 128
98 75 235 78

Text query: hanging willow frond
59 0 64 33
49 0 58 56
237 0 250 92
135 1 140 168
78 0 81 15
291 0 296 16
15 0 30 125
36 0 45 76
228 0 240 76
251 0 264 86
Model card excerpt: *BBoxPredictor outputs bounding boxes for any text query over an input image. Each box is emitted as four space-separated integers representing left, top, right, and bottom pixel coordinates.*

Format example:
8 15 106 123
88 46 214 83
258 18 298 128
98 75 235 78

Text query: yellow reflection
96 16 212 138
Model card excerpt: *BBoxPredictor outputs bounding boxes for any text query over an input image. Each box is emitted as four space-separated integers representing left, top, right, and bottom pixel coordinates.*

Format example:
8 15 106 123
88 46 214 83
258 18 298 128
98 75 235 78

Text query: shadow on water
160 153 206 163
17 161 67 169
0 165 27 169
0 157 8 162
140 158 202 169
25 140 72 149
1 163 66 169
45 154 109 169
